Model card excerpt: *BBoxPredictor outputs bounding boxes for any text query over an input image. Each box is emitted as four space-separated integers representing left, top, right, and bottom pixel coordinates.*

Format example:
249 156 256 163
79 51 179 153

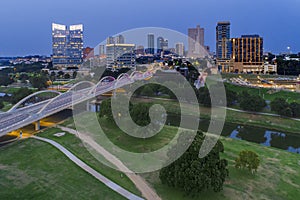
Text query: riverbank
60 115 300 199
1 112 299 199
132 97 300 134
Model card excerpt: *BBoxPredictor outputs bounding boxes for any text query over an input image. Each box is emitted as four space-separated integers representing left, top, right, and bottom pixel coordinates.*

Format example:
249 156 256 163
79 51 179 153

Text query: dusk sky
0 0 300 56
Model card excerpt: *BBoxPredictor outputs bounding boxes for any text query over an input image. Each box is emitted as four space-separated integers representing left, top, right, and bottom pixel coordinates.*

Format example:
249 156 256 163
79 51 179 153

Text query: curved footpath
57 126 161 200
32 135 144 200
225 107 300 121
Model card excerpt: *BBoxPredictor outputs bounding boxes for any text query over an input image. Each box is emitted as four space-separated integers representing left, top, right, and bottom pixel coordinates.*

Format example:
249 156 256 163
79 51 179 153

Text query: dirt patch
0 164 8 170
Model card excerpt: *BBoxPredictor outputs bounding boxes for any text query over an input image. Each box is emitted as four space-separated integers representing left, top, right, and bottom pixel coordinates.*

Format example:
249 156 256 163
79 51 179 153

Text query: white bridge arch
8 90 61 112
37 81 95 115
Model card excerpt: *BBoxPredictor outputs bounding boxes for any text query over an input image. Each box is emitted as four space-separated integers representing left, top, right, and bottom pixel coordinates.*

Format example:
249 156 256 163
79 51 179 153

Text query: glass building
52 23 83 68
157 36 168 54
106 44 136 68
216 21 231 59
147 33 155 55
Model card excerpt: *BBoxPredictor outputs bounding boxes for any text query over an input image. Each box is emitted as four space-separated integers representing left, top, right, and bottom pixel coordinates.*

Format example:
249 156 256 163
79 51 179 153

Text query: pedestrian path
32 135 144 200
56 126 162 200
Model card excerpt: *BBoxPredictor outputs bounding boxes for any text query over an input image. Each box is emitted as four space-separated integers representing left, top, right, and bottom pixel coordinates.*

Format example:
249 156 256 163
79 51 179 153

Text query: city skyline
0 0 300 56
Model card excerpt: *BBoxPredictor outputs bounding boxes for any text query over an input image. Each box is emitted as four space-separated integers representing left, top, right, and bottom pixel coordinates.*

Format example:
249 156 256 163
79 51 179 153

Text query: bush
235 150 260 173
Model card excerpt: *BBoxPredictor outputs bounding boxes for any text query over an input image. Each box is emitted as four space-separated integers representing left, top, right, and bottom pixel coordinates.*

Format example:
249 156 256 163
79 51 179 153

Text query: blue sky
0 0 299 56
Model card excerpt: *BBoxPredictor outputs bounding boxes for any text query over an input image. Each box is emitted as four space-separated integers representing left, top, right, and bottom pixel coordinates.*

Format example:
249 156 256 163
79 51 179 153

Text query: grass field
1 101 13 111
0 138 126 200
60 115 300 199
132 98 300 134
224 83 300 104
1 113 300 199
142 137 300 200
0 86 37 94
37 127 141 196
221 73 297 80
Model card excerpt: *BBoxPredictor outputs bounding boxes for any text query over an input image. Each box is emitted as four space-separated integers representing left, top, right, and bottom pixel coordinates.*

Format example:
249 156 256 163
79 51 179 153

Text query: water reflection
165 114 300 154
228 126 300 154
261 131 286 147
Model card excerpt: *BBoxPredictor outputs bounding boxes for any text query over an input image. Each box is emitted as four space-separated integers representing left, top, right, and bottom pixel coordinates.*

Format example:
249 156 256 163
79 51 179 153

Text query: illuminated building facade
52 23 83 68
216 21 232 72
106 44 136 68
231 35 263 73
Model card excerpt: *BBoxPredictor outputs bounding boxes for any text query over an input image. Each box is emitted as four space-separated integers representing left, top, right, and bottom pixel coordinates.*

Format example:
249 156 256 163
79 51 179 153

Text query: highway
0 71 152 137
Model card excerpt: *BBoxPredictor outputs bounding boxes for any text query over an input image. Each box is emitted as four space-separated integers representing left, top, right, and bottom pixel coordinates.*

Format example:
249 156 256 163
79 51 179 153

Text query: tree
11 87 33 104
239 91 266 112
159 133 228 195
0 75 14 86
235 150 260 173
57 71 64 78
140 85 154 96
0 100 4 109
225 87 238 106
99 99 113 121
290 102 300 118
50 71 56 81
130 103 151 126
197 87 211 107
72 71 77 79
64 73 71 79
29 74 49 90
270 98 289 114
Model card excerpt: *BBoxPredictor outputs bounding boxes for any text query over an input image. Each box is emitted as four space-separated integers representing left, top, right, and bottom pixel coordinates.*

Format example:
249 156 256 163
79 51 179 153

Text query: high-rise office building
52 23 83 68
175 43 185 56
99 44 105 56
157 36 168 53
106 44 136 68
106 36 115 45
115 35 125 44
216 21 232 72
188 25 206 57
147 33 155 54
231 35 263 73
106 35 125 45
216 21 231 59
232 35 263 63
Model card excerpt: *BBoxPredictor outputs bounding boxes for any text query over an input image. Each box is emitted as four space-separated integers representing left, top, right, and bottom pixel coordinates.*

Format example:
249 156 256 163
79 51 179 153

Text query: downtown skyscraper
157 36 168 54
216 21 231 59
147 33 155 55
216 21 232 72
52 23 83 68
187 25 208 58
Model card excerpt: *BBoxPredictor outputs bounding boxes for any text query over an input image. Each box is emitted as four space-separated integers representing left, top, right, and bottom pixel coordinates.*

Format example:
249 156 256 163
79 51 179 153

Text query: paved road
0 71 152 136
225 107 300 121
57 126 161 200
32 135 143 200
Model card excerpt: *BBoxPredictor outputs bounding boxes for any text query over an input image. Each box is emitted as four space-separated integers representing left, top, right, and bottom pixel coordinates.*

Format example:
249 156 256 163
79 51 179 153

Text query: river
166 114 300 154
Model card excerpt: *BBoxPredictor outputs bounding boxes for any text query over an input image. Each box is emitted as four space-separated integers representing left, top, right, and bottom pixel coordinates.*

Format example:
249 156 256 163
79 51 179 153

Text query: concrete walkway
32 136 143 200
225 107 300 121
56 126 161 200
134 96 300 122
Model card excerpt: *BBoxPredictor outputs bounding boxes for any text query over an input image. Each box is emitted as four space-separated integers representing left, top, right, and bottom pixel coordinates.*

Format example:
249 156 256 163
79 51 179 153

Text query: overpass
0 71 153 137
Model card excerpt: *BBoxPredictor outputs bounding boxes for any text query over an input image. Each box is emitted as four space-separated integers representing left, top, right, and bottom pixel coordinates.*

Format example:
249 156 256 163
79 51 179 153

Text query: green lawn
132 98 300 134
0 86 37 94
225 82 300 104
1 111 299 199
220 137 300 200
0 139 125 200
146 137 300 200
1 101 13 111
37 127 141 196
61 115 300 199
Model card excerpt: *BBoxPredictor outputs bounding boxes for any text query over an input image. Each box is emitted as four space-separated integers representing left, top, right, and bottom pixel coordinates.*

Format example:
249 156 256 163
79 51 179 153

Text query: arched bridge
0 71 153 136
